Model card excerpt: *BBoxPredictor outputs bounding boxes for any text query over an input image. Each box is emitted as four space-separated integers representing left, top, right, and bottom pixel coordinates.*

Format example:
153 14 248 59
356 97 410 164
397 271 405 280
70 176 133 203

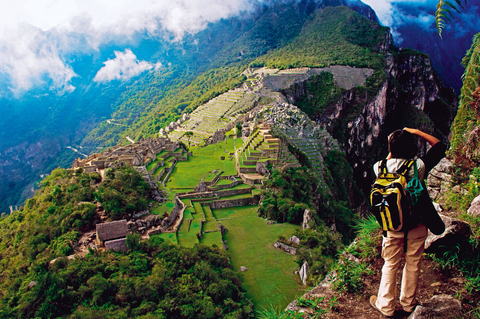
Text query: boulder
302 209 312 230
467 195 480 216
194 180 208 193
240 266 248 272
274 241 296 255
427 158 453 201
424 214 471 254
27 281 37 290
256 161 268 175
220 225 228 235
299 262 310 285
407 295 462 319
288 235 300 246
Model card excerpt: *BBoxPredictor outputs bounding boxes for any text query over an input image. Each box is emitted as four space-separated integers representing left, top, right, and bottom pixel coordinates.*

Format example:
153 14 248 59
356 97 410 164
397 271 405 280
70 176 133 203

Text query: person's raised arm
403 128 440 146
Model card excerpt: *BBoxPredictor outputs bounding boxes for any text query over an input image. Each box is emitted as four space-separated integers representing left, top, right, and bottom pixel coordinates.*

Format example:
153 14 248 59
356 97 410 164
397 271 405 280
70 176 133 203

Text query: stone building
96 220 128 251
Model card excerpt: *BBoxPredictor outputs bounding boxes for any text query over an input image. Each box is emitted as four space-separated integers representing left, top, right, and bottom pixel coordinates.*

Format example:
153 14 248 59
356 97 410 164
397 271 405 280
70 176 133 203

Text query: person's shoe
369 295 394 318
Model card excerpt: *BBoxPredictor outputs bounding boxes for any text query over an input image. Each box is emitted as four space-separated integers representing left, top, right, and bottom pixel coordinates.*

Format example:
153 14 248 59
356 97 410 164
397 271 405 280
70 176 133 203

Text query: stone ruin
72 136 180 174
96 220 129 252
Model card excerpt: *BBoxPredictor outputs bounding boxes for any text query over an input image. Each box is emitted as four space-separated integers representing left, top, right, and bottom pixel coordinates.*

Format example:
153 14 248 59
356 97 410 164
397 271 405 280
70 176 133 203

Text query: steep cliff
283 48 457 196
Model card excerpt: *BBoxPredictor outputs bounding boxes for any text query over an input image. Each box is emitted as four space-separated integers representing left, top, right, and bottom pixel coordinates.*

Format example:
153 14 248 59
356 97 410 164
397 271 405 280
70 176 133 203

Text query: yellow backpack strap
379 160 388 175
397 160 414 176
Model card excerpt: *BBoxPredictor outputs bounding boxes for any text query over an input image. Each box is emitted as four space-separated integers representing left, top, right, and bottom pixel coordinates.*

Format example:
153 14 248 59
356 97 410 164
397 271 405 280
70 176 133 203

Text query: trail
106 119 122 126
66 146 88 158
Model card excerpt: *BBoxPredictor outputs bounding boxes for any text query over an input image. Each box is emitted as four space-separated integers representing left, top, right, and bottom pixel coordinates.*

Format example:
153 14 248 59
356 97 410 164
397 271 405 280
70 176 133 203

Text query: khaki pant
376 224 428 316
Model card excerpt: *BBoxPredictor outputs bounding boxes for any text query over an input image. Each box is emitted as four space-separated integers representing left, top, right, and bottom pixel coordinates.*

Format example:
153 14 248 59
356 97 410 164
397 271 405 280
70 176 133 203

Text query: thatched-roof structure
96 220 128 245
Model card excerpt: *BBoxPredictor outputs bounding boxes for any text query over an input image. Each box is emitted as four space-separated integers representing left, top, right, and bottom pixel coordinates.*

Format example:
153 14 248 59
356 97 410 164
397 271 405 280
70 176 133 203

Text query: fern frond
435 0 464 38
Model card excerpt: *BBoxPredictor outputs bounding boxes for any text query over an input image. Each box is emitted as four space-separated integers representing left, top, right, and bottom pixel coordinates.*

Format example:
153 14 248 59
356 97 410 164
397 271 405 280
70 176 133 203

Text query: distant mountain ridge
0 0 378 213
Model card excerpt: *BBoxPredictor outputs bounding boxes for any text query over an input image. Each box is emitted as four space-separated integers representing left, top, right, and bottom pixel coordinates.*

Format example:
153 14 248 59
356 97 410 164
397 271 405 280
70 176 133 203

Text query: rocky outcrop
161 197 184 229
408 295 463 319
281 50 457 198
424 214 471 254
288 235 300 246
302 209 312 230
427 158 453 202
299 262 310 285
274 241 296 255
468 195 480 216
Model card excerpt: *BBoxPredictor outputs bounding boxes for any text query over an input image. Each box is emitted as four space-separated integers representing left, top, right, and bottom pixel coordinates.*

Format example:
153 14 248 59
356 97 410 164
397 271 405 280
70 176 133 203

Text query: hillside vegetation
2 2 474 318
79 6 388 151
0 168 251 318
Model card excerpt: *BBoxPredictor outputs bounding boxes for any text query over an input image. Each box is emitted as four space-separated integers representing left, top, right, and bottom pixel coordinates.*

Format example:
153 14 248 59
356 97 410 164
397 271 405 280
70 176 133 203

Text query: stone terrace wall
208 181 240 191
203 196 260 210
161 197 184 229
212 187 253 197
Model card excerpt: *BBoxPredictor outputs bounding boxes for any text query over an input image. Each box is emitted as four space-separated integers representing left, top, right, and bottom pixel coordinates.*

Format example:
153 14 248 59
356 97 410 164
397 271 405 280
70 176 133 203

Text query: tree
184 131 194 148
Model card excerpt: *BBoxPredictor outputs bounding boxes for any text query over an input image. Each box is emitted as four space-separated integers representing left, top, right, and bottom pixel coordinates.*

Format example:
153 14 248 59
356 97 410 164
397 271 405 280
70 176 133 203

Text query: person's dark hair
388 129 417 159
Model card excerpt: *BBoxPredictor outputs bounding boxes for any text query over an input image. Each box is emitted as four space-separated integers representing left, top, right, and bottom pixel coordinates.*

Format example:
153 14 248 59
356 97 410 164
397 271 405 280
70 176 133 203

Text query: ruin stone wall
203 196 259 209
208 181 240 191
213 187 253 198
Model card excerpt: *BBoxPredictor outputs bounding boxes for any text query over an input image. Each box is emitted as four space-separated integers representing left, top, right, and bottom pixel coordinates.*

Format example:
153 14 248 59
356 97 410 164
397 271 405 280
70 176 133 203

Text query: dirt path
106 119 122 126
66 146 88 158
297 241 476 318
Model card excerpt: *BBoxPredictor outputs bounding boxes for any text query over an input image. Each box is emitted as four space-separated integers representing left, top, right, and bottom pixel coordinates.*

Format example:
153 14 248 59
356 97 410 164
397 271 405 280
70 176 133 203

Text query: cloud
93 49 160 82
0 0 256 94
360 0 478 44
0 23 77 95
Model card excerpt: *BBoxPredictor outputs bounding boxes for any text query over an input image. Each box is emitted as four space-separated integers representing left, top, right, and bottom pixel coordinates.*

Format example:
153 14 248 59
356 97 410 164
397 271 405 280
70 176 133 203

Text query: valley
0 1 478 318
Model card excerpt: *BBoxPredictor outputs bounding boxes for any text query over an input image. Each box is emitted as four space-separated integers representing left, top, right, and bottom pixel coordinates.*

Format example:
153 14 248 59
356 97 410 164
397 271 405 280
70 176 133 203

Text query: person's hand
403 127 417 135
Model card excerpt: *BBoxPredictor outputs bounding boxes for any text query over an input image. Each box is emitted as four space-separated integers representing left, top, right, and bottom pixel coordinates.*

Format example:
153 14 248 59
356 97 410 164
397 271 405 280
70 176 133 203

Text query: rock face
427 158 453 202
407 295 463 319
274 241 297 255
288 235 300 246
299 262 310 285
424 214 471 254
468 195 480 216
302 209 312 230
282 50 457 197
194 180 207 193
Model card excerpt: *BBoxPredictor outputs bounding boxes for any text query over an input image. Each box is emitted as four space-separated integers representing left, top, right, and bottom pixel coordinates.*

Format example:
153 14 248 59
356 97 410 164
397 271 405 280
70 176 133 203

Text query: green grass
217 193 253 200
152 232 178 245
193 202 205 217
202 221 219 232
214 206 302 309
151 201 175 216
177 219 201 248
203 205 215 220
215 178 234 186
183 208 194 219
200 231 223 247
146 160 158 172
229 183 253 190
166 138 238 189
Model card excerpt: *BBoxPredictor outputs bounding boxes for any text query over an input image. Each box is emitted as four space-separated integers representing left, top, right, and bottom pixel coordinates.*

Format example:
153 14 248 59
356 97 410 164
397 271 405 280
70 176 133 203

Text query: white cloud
360 0 434 27
93 49 160 82
0 23 77 94
0 0 255 94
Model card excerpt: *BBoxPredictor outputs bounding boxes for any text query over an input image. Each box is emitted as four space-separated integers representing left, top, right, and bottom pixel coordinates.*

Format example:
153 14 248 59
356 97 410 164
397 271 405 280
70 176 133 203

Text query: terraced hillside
144 136 302 308
163 66 372 148
167 89 258 145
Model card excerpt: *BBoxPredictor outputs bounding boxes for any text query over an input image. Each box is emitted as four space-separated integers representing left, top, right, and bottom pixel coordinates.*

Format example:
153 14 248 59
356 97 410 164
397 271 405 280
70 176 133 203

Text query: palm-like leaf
435 0 464 38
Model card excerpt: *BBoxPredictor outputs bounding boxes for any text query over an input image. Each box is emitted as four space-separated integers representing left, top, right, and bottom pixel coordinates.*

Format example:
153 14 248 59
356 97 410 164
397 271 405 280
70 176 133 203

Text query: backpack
370 160 414 233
